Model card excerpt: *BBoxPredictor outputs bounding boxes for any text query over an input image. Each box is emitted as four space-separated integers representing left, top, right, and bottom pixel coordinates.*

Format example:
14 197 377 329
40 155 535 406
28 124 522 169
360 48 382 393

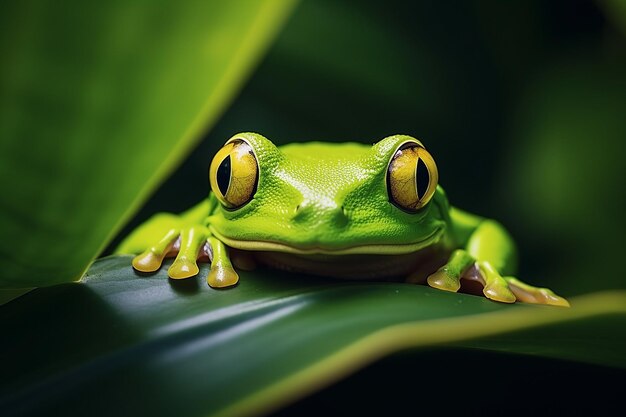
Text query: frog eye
209 139 259 209
387 142 438 212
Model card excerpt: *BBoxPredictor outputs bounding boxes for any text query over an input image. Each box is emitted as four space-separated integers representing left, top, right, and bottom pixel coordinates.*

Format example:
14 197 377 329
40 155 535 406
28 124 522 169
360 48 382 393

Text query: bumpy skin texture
116 133 568 306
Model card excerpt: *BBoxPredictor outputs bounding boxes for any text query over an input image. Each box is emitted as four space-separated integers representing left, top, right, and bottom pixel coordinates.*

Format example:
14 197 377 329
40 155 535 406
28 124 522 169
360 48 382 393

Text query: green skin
117 133 568 306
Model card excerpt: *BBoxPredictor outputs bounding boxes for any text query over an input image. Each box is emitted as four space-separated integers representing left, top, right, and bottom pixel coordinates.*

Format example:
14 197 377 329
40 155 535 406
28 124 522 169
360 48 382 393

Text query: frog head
207 132 449 255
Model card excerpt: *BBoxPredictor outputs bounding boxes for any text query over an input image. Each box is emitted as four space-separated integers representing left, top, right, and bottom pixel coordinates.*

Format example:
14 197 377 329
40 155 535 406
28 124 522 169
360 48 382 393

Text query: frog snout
292 200 349 228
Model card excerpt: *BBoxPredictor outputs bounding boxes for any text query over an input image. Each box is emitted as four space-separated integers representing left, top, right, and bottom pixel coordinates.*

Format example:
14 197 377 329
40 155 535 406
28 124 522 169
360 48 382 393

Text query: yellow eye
387 142 438 212
209 139 259 209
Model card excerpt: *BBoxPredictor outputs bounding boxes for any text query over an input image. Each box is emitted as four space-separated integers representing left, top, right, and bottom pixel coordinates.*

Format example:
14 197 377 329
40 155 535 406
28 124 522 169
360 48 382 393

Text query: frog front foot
119 213 239 288
426 250 569 307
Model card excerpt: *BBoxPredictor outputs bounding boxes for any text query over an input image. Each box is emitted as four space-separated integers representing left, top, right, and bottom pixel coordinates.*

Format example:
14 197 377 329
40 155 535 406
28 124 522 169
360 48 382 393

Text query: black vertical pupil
217 155 231 196
416 157 430 200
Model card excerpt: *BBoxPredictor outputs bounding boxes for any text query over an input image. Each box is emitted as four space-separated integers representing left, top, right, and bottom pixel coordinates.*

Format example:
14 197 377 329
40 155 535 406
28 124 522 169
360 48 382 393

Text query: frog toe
506 277 570 307
464 261 516 304
426 249 474 292
483 282 516 304
207 237 239 288
168 257 200 279
427 267 461 292
166 225 210 280
131 228 179 273
208 264 239 288
133 250 166 273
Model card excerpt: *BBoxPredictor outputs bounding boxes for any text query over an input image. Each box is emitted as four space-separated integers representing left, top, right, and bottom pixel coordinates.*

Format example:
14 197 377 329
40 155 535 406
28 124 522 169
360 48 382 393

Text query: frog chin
209 226 444 256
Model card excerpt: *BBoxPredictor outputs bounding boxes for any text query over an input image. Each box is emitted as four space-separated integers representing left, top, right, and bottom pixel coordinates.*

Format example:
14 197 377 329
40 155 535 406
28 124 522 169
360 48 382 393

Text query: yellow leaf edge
216 290 626 417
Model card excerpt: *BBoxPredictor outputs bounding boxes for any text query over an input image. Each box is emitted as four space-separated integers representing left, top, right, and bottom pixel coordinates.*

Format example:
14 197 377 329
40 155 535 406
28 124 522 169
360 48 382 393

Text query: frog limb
444 208 568 306
425 250 517 303
116 199 212 255
120 199 214 276
476 261 516 303
207 237 239 288
465 218 570 305
454 210 518 302
426 249 474 292
132 228 179 273
506 277 570 307
120 197 240 287
168 225 210 279
465 219 517 276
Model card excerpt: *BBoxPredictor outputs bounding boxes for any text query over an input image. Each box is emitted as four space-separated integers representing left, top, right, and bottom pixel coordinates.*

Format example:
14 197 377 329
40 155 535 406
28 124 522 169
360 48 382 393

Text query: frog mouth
209 226 444 256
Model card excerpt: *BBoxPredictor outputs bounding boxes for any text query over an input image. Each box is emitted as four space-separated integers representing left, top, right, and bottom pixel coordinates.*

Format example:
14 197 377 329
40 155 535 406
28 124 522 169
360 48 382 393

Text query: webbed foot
117 212 239 288
426 250 569 306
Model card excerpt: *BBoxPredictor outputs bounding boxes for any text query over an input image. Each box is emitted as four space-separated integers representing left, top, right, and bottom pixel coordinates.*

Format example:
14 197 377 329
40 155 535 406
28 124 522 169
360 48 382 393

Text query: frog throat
208 226 444 255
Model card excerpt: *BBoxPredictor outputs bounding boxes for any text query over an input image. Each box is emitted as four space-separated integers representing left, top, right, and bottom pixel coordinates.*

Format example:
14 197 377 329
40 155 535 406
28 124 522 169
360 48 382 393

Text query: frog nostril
335 208 349 228
292 203 309 220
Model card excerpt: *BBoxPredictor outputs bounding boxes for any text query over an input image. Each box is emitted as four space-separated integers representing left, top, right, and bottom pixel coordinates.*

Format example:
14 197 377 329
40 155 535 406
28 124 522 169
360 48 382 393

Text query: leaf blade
0 0 298 288
2 256 624 417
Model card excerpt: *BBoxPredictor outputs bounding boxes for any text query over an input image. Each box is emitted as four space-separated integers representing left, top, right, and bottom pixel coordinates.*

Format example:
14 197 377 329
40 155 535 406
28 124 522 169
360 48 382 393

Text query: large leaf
0 0 297 288
2 256 624 417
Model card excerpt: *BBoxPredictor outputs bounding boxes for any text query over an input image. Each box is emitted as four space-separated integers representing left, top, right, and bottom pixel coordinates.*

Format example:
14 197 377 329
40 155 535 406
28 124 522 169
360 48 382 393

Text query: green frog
117 132 568 306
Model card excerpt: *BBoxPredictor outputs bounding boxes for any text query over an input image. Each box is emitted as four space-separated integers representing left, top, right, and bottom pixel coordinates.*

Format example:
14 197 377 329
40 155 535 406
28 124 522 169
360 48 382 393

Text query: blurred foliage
501 55 626 294
113 0 626 298
0 0 296 288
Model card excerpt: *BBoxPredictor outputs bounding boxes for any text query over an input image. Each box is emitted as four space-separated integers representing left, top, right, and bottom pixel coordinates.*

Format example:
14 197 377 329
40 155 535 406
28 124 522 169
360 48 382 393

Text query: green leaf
2 256 624 417
0 0 297 288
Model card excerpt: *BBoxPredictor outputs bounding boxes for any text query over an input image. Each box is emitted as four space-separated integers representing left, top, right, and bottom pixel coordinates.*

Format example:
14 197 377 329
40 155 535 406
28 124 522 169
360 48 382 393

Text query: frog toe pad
208 265 239 288
427 267 461 292
133 250 166 273
168 258 200 279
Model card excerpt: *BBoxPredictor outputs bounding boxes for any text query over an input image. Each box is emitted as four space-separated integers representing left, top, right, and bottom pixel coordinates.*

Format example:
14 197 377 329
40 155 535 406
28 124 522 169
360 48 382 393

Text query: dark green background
109 0 626 297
